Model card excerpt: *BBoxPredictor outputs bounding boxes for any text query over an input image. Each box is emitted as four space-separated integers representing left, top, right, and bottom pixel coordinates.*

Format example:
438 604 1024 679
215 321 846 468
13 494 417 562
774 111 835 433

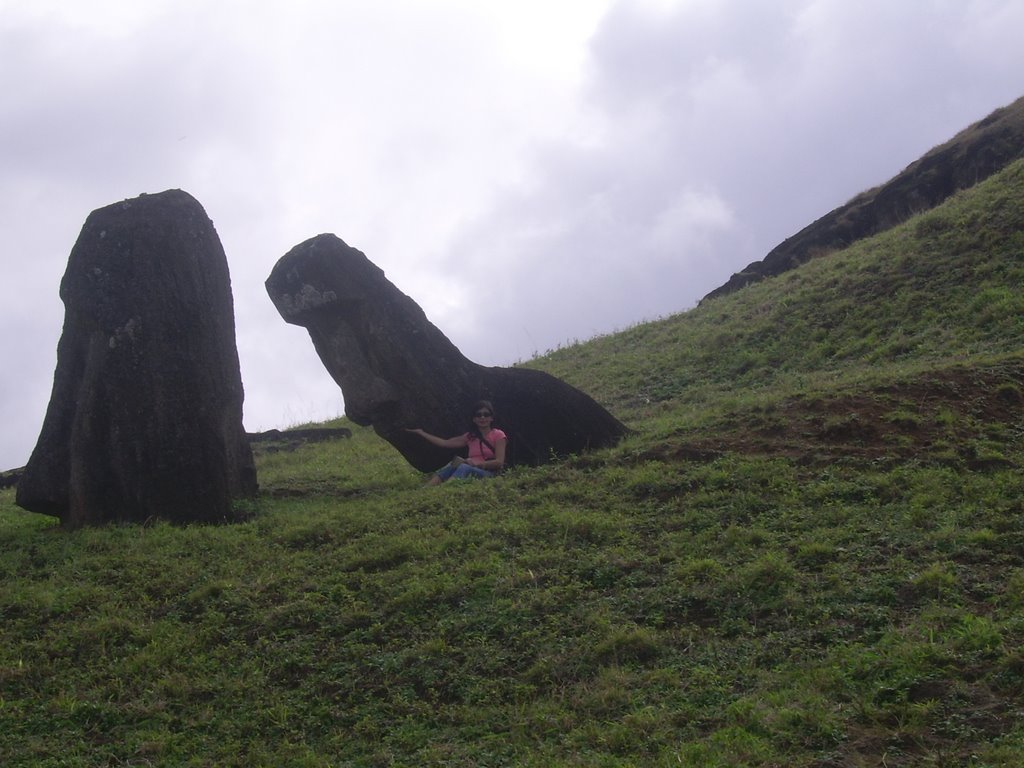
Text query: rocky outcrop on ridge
703 95 1024 302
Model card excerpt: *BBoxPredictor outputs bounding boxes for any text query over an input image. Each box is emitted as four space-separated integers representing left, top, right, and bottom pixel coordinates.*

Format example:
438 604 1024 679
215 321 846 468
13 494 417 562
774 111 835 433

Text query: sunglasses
474 411 493 418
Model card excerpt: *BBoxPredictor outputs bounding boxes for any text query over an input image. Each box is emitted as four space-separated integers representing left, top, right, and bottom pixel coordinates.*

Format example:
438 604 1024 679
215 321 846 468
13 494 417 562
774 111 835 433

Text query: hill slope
533 157 1024 423
704 94 1024 301
1 160 1023 766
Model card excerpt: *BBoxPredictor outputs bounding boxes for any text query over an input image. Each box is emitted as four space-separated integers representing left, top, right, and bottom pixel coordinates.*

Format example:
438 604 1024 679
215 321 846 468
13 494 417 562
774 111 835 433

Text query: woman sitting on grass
406 400 507 484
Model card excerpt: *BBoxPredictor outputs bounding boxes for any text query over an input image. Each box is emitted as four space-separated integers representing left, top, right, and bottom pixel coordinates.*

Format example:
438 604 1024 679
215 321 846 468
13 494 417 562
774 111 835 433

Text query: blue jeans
435 462 496 482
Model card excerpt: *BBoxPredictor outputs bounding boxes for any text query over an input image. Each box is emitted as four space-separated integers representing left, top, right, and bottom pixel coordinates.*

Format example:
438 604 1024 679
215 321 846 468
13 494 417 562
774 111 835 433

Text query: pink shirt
466 429 507 463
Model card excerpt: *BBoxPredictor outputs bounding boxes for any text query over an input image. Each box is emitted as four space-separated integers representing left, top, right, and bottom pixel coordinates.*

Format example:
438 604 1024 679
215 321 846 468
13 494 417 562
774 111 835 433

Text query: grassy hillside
2 159 1024 767
531 157 1024 422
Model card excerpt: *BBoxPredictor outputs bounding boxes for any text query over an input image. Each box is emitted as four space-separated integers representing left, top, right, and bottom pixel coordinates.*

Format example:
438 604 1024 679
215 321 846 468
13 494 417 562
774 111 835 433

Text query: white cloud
647 189 735 252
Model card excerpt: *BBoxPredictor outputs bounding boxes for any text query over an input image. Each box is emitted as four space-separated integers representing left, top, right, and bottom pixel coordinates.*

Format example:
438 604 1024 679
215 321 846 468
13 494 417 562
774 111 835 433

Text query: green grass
2 159 1024 766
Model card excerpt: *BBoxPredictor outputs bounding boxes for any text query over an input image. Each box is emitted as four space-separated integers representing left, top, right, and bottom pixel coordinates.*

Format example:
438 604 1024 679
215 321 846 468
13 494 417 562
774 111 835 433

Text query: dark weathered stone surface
703 94 1024 302
266 234 628 471
16 190 257 526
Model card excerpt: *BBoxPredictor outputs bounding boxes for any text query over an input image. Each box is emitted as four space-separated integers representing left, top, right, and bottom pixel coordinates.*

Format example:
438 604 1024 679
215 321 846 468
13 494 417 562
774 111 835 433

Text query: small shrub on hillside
951 614 1004 656
885 408 922 429
910 562 958 599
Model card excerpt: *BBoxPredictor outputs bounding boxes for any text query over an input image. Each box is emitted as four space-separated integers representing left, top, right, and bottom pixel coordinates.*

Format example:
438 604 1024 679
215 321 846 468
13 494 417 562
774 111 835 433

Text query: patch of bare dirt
636 357 1024 469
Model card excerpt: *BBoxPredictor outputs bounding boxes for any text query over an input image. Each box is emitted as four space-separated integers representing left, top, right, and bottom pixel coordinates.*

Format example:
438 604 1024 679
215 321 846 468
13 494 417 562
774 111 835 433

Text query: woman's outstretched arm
405 428 468 450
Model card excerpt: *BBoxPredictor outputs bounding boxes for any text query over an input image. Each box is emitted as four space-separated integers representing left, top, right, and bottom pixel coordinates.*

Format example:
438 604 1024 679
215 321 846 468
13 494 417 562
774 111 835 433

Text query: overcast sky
2 0 1023 470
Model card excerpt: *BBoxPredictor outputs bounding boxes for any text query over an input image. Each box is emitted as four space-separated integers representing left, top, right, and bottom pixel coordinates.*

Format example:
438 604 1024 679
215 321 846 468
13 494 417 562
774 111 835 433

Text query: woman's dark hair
467 400 496 442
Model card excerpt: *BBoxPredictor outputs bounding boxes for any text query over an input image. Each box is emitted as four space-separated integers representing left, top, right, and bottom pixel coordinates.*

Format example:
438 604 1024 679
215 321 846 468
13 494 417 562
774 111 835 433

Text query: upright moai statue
17 190 257 526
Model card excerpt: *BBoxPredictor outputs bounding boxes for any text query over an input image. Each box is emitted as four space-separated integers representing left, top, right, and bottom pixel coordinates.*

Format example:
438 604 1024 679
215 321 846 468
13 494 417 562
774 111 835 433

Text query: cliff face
702 95 1024 303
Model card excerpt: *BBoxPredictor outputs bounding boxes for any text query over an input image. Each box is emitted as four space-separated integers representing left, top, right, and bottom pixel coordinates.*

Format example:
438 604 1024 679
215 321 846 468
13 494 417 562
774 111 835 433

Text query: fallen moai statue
247 427 353 444
17 190 257 527
265 234 627 472
247 427 352 454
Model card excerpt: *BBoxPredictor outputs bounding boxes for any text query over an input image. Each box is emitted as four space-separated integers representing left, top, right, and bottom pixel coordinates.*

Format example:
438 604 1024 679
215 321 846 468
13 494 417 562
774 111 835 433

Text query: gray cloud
2 0 1023 470
437 0 1024 366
